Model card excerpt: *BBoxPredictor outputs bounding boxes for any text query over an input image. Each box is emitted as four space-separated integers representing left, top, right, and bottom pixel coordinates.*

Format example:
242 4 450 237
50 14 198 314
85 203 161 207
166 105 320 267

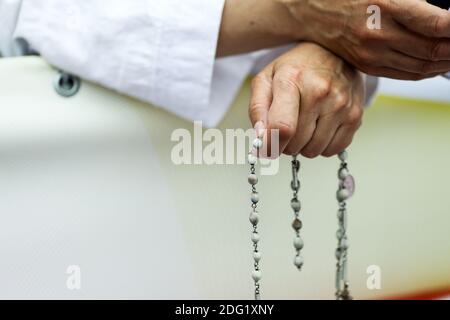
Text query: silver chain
248 138 263 300
290 156 304 270
335 150 353 300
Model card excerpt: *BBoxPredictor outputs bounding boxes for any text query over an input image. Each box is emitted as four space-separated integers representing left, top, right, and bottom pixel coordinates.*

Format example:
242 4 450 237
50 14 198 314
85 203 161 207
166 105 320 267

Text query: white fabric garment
0 0 379 127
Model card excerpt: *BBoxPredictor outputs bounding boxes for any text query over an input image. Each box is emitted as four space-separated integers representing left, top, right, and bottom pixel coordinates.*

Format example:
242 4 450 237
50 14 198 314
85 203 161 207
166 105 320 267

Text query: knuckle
346 107 364 125
429 40 444 61
332 90 351 112
248 102 266 120
271 121 296 142
420 61 434 75
356 48 377 66
273 77 297 92
430 12 446 37
274 66 302 87
312 78 332 100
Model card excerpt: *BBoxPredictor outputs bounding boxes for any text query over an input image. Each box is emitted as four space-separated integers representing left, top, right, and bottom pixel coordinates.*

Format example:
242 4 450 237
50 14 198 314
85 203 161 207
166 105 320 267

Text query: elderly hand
278 0 450 80
249 42 365 158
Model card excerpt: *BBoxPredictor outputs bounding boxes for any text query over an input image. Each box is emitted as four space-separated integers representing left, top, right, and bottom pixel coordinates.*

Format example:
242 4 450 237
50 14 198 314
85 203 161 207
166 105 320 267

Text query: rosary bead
253 251 262 262
292 218 303 231
338 151 348 161
252 138 263 149
294 255 304 269
335 248 343 259
252 270 262 282
293 236 304 250
248 174 258 185
336 228 344 240
249 211 259 225
251 232 260 243
247 153 257 165
251 192 259 204
338 168 349 180
337 189 350 202
290 198 301 212
341 239 349 249
337 209 346 220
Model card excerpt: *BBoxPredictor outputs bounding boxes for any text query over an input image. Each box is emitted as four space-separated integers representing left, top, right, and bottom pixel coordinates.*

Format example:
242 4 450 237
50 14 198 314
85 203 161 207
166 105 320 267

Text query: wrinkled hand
278 0 450 80
249 43 365 158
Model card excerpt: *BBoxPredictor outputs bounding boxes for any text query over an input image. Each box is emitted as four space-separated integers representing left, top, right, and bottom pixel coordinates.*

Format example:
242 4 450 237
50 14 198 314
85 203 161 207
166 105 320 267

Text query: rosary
247 135 355 300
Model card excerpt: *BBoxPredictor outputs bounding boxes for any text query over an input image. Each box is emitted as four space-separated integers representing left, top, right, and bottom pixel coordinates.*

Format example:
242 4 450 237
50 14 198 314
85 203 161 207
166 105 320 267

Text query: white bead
338 151 348 161
249 211 259 225
252 138 263 149
251 232 260 243
337 189 350 202
293 237 304 250
251 192 259 204
341 239 349 249
247 153 257 165
338 168 349 180
252 270 262 282
253 251 262 262
294 255 304 268
248 174 258 185
291 198 301 211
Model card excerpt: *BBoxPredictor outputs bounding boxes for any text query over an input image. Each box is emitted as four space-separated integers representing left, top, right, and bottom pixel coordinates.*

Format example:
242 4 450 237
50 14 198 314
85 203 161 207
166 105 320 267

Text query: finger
300 112 341 158
391 0 450 38
387 49 450 74
283 76 327 155
364 65 443 80
249 70 273 129
321 123 360 157
389 23 450 61
267 68 301 157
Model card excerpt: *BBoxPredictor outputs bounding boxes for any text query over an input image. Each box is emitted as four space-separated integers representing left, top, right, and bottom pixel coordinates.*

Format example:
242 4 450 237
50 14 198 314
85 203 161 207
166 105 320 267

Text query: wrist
270 0 306 42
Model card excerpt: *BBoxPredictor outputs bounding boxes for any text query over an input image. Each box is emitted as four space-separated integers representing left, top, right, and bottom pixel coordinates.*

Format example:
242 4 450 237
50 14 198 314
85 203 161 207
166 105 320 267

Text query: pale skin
216 0 450 157
249 43 365 158
218 0 450 79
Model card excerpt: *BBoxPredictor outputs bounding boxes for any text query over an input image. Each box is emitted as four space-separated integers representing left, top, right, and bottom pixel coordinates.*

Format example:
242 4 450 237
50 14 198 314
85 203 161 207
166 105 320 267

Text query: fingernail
254 121 265 138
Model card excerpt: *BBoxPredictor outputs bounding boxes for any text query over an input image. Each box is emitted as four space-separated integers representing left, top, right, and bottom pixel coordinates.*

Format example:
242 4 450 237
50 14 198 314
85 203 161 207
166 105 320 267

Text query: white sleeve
0 0 25 56
12 0 238 127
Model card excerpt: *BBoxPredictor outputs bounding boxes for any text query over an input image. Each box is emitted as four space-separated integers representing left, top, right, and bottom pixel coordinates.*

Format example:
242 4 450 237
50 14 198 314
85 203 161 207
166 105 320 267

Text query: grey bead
251 232 260 243
247 153 257 165
336 228 345 239
251 192 259 204
337 189 350 202
293 237 304 250
253 138 263 149
249 211 259 225
294 255 304 269
248 174 258 185
292 218 303 231
337 209 346 220
338 168 349 180
338 151 348 161
335 248 342 259
252 270 262 282
290 198 301 212
253 251 262 262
